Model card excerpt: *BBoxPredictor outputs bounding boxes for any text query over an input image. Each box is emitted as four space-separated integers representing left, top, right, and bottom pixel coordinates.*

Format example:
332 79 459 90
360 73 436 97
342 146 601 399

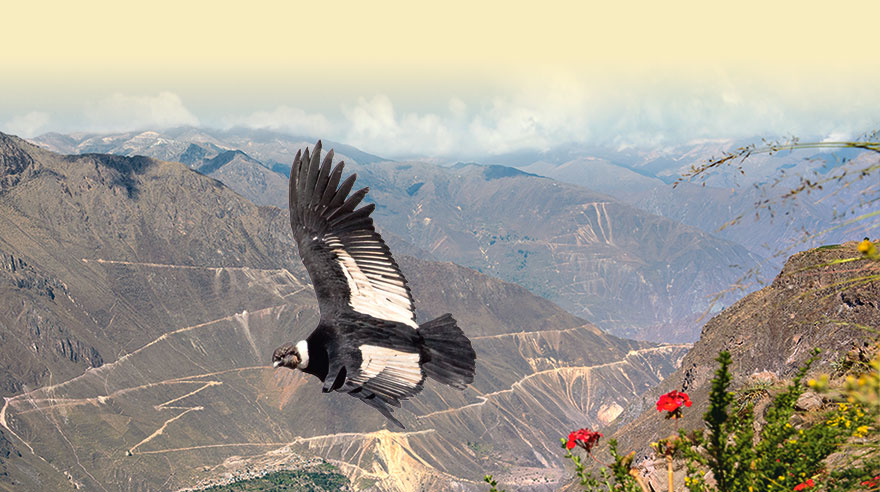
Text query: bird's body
273 141 476 428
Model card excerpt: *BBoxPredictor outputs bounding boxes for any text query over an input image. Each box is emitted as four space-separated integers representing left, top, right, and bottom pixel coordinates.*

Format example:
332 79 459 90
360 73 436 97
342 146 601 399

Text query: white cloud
468 92 587 154
221 105 334 136
341 95 457 157
84 91 199 132
3 111 50 137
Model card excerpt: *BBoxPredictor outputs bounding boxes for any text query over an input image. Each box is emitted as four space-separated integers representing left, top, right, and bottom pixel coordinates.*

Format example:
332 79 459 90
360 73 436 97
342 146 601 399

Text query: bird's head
272 340 308 370
272 342 301 370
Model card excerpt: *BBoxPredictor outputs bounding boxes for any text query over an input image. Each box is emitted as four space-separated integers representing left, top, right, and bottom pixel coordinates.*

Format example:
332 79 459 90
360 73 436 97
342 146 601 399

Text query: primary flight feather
273 141 477 428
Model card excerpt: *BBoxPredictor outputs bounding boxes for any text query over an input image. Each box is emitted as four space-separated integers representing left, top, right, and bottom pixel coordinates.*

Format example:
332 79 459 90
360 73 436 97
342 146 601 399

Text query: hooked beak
273 360 282 368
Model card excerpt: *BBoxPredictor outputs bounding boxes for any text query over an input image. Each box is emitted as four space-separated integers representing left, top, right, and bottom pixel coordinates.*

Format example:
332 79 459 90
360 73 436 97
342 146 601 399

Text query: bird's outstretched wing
326 319 428 428
288 141 418 328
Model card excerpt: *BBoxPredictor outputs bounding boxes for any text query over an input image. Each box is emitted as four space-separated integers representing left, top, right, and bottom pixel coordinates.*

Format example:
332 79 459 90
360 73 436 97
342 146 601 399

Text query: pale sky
3 0 879 157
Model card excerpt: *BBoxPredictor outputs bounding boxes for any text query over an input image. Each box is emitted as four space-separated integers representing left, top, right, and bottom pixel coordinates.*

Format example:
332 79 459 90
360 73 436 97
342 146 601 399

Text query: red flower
862 475 880 487
794 479 815 491
565 428 602 452
656 390 692 418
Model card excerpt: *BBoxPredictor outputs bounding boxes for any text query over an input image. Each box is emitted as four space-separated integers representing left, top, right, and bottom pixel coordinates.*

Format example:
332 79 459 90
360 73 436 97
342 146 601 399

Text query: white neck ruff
296 340 309 370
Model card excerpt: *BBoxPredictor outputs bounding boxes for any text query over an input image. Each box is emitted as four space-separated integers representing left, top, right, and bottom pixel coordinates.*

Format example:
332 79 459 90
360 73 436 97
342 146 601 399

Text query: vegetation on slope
488 341 880 491
202 464 349 491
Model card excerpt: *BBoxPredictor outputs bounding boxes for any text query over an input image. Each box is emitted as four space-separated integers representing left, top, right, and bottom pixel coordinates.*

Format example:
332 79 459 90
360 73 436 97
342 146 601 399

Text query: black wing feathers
329 174 357 210
288 141 418 327
341 315 427 399
310 153 333 208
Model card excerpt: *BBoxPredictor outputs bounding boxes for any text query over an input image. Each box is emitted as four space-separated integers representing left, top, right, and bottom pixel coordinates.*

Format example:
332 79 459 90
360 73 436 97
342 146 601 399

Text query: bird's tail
420 314 476 389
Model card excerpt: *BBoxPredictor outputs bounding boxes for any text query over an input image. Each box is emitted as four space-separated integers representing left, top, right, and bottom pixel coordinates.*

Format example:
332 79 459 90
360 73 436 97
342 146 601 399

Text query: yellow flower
808 374 829 391
854 425 870 437
860 238 880 260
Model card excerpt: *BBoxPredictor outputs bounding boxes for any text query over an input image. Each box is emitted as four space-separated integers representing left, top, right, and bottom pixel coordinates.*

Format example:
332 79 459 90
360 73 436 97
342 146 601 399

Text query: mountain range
31 128 767 342
0 133 688 491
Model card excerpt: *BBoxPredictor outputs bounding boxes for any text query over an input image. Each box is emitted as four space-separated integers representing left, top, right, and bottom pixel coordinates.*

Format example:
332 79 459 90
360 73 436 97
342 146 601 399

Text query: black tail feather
420 314 476 389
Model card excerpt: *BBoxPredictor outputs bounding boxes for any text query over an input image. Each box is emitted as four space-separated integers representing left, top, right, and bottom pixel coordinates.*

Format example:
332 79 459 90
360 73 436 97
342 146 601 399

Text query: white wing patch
351 344 422 389
326 235 418 328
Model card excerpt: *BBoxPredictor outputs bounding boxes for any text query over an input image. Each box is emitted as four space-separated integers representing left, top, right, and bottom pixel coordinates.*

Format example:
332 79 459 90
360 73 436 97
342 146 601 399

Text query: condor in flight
272 141 476 428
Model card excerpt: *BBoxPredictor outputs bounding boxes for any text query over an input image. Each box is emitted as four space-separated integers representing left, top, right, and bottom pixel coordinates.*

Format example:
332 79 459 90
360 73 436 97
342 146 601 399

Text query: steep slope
0 134 687 491
608 241 879 485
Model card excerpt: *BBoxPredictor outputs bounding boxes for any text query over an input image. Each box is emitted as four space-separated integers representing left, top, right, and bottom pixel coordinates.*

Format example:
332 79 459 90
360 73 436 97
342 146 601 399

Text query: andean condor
272 141 477 428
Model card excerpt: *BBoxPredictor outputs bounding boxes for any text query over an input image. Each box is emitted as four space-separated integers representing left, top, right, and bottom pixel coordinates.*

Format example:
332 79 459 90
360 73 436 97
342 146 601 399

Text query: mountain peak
450 161 540 180
196 149 250 175
482 164 538 180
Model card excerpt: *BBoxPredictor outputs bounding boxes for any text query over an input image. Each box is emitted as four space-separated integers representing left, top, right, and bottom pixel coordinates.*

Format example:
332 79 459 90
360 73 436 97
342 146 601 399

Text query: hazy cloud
217 82 880 159
3 111 50 137
342 95 457 157
84 92 199 132
11 74 880 159
221 105 334 136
